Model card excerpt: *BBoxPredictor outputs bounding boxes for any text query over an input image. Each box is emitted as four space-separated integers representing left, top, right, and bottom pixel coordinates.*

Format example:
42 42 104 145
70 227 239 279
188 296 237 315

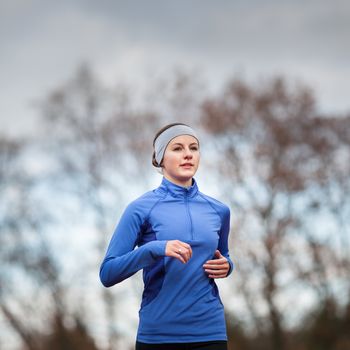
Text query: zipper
185 190 194 240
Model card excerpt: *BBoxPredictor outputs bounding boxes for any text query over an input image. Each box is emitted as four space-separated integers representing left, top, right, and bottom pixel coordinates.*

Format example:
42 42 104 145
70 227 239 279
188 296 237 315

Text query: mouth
180 163 194 167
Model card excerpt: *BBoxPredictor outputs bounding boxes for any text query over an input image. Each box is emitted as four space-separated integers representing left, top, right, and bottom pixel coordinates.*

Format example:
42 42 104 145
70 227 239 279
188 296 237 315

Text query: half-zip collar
158 176 199 198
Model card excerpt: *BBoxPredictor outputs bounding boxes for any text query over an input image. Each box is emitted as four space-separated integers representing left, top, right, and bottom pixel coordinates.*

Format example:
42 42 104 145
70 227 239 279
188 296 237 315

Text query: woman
100 123 234 350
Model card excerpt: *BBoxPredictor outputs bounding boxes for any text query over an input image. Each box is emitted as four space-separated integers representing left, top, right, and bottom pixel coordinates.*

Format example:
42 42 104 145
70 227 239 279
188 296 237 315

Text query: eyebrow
171 142 199 146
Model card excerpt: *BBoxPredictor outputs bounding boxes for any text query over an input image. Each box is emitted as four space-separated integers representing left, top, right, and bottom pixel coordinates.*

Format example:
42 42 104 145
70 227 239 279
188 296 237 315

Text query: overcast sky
1 0 349 136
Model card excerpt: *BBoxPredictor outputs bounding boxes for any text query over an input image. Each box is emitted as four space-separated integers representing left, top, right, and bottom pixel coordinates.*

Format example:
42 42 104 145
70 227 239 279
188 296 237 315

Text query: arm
203 205 234 278
99 202 167 287
217 205 234 276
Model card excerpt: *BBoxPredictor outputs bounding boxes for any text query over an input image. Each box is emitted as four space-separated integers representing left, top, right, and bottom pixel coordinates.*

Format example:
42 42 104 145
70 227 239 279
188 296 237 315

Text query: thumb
214 250 222 258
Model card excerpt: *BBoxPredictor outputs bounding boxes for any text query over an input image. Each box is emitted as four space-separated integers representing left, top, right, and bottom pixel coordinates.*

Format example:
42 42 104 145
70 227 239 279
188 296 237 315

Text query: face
162 135 200 187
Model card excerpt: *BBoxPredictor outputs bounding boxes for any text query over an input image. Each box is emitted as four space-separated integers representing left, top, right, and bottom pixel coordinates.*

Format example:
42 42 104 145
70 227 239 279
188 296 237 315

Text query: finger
214 250 222 258
209 271 227 277
204 258 227 265
209 273 227 279
203 263 229 270
179 243 192 259
166 241 189 263
175 251 187 263
177 253 187 264
176 244 193 262
178 244 192 261
172 252 186 264
204 260 227 267
204 268 229 275
205 267 229 274
181 247 191 262
176 247 190 262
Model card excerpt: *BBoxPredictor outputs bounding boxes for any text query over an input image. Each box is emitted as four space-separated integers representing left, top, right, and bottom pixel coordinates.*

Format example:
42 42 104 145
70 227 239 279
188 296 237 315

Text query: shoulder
198 191 230 217
124 189 165 218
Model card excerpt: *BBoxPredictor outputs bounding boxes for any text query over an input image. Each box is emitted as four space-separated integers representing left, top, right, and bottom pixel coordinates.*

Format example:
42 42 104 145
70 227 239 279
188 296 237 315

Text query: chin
178 170 195 178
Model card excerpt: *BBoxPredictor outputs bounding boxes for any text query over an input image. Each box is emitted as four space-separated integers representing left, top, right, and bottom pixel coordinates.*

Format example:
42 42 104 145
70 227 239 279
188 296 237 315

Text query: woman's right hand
165 240 192 263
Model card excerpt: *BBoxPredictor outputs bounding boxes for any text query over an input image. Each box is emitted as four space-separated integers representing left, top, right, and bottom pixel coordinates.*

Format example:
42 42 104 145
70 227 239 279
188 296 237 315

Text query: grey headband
154 125 199 165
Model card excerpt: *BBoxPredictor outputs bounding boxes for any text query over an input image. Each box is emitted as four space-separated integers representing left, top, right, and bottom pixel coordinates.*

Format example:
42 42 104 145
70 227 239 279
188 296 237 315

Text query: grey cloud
0 0 349 136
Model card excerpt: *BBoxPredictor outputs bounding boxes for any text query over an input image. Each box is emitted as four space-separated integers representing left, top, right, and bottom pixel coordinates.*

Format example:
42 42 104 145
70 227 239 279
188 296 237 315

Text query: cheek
162 153 178 168
194 152 200 164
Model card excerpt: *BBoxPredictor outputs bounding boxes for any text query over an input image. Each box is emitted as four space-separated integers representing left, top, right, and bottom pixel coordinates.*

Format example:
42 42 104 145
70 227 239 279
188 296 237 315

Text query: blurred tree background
0 66 349 350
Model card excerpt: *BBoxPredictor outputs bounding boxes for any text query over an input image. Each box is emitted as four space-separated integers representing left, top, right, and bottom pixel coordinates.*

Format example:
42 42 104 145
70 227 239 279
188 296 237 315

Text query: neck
163 174 193 188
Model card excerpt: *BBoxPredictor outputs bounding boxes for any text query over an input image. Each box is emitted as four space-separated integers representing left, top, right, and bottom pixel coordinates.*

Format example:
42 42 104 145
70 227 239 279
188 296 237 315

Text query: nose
184 147 193 159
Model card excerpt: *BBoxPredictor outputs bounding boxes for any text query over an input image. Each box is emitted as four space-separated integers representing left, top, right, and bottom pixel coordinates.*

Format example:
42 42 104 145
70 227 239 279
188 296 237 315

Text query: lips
180 163 194 167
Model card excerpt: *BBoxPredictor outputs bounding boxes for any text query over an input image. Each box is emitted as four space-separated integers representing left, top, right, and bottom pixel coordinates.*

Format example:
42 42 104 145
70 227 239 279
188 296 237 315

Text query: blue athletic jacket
100 177 234 343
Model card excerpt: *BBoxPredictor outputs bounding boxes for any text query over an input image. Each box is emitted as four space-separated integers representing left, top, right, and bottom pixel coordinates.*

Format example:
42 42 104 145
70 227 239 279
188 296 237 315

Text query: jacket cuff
147 240 167 258
227 258 235 276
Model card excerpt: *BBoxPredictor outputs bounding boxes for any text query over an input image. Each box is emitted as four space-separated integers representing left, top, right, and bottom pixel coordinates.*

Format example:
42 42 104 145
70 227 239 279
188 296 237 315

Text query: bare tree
0 135 94 349
2 67 348 350
200 77 350 350
38 65 167 349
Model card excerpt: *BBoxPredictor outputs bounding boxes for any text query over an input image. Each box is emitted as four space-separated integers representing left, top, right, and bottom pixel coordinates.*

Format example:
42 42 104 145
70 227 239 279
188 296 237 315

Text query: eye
191 146 199 151
173 147 182 151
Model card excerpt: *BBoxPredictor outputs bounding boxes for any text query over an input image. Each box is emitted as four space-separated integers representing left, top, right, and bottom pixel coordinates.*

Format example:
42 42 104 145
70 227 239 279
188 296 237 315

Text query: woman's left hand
203 250 230 279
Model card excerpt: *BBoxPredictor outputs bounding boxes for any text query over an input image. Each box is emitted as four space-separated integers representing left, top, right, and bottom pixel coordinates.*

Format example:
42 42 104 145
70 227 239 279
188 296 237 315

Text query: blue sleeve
99 201 167 287
218 205 234 276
